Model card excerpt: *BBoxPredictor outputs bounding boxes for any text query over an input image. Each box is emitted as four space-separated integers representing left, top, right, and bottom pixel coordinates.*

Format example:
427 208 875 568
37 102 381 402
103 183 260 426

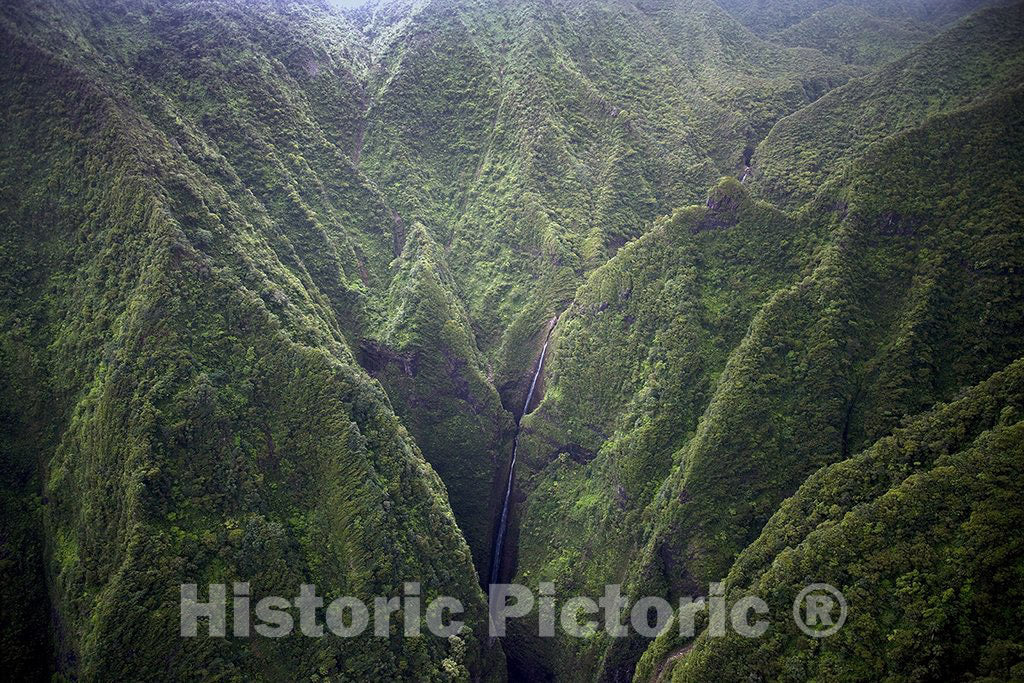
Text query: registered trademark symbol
793 583 847 638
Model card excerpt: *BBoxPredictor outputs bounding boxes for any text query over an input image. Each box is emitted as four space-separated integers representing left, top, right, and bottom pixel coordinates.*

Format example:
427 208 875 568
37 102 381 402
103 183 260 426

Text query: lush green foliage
714 0 1005 36
1 0 1021 681
776 5 932 66
505 10 1024 679
643 358 1024 681
753 3 1024 206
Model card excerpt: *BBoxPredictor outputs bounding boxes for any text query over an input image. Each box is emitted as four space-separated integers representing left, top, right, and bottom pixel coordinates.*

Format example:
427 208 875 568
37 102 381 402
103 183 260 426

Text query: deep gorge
1 0 1023 680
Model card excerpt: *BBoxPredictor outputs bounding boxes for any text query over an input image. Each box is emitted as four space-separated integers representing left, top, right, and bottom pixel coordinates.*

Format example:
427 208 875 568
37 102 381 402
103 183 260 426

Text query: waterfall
488 318 556 587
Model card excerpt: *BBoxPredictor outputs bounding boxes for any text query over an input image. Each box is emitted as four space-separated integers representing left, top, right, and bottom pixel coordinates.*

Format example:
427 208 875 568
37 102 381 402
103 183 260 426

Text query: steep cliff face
353 0 850 398
639 357 1024 681
0 1 502 678
503 10 1023 677
1 0 1022 680
367 223 516 576
752 2 1024 207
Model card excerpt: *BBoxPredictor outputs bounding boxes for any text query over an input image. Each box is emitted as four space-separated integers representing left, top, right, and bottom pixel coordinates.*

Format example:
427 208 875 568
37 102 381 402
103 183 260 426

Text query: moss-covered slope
354 0 850 406
0 1 502 678
1 0 1021 680
507 16 1024 679
641 357 1024 681
752 3 1024 207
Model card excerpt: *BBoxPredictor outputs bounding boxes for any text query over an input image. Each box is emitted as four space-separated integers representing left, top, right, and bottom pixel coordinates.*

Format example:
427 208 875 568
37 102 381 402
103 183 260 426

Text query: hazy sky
327 0 366 8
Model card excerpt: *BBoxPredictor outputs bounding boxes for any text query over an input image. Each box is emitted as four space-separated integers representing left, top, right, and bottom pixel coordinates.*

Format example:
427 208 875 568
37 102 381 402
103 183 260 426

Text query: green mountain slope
752 3 1024 207
0 1 502 678
776 5 932 66
1 0 1022 680
714 0 1005 36
506 14 1024 679
641 78 1024 592
640 357 1024 681
628 67 1024 683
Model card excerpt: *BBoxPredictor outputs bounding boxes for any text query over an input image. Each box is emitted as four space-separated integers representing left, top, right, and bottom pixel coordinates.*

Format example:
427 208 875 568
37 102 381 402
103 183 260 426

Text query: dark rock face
696 180 746 233
560 442 598 464
359 340 419 377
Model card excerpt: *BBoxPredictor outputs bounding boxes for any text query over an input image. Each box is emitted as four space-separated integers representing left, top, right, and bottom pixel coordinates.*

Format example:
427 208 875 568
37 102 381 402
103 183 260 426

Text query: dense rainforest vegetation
0 0 1020 680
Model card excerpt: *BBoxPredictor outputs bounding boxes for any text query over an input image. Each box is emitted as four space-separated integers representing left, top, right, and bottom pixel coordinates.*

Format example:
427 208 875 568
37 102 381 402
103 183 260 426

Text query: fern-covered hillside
0 0 1021 680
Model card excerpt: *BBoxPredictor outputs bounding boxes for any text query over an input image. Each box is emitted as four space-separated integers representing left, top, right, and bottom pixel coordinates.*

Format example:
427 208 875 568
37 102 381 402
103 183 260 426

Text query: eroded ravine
489 317 558 587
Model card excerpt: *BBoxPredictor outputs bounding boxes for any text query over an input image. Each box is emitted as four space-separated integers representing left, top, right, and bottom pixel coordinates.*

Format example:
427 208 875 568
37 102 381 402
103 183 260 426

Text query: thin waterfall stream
489 317 557 587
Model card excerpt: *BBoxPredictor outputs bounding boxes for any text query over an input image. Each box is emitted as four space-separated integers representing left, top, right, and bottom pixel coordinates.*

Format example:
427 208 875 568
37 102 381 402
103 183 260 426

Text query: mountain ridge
0 0 1021 680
